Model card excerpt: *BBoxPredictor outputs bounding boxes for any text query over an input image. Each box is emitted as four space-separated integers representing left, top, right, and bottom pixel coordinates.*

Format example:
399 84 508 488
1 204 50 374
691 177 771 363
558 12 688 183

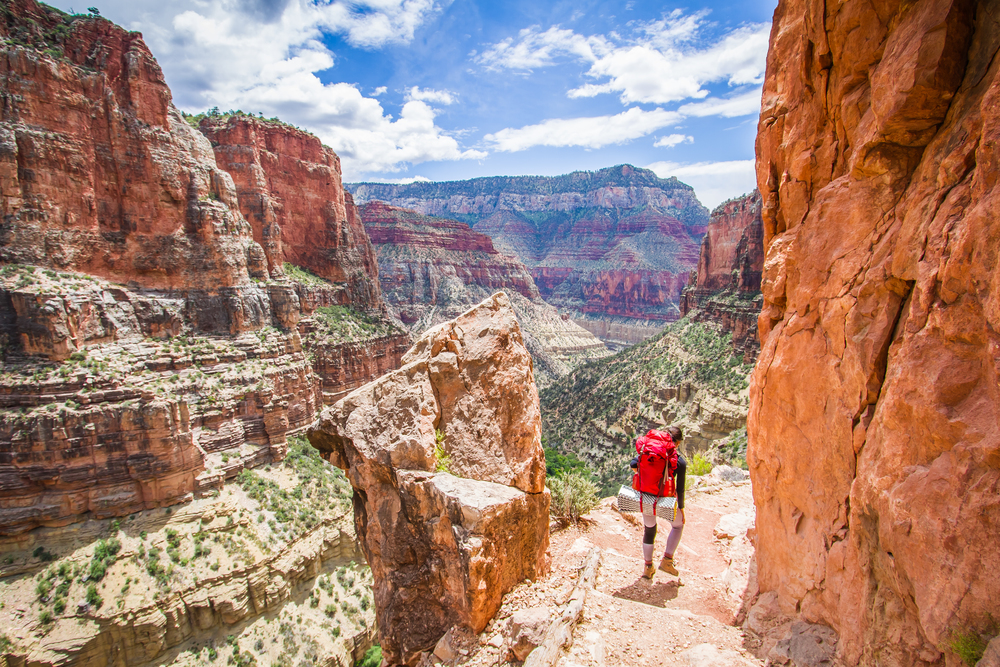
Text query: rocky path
455 478 762 667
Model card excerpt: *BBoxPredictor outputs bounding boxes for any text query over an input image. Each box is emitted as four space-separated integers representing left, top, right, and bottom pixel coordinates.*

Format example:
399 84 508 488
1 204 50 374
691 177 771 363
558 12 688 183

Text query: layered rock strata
358 201 609 386
350 165 709 345
0 267 407 535
750 0 1000 664
200 116 381 305
310 293 550 666
680 190 764 360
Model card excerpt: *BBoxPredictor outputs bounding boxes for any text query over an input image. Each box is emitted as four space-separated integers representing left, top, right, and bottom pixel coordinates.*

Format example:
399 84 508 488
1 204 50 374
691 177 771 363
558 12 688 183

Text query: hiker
630 425 687 580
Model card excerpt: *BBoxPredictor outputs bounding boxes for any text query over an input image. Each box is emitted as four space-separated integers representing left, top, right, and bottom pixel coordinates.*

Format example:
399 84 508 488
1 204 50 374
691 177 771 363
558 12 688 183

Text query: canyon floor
456 478 761 667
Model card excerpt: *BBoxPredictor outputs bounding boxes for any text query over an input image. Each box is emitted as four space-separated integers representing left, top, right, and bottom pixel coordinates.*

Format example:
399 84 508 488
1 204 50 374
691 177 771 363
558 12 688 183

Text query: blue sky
49 0 777 207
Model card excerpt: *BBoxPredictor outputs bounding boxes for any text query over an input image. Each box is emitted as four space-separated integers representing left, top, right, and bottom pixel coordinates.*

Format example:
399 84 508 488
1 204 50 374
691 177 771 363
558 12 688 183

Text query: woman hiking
630 425 687 580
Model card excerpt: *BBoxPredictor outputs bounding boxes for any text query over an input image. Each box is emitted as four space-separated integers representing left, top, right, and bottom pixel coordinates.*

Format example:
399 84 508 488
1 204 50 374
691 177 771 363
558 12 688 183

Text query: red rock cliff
750 0 999 664
680 191 763 359
201 116 381 306
0 0 266 290
688 191 763 294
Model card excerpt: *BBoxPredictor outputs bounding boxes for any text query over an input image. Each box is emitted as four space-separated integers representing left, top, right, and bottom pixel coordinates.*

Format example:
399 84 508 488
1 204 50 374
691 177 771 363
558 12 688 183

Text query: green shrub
39 610 53 625
356 646 381 667
434 430 451 473
950 629 988 666
85 583 102 608
88 538 121 581
689 453 713 476
548 472 599 522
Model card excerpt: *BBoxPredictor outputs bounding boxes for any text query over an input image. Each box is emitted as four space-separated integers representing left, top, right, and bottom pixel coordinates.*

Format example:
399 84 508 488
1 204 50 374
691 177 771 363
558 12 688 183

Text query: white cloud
485 108 682 152
646 159 757 208
478 25 608 71
372 86 388 96
51 0 481 176
679 87 763 118
480 11 769 107
406 87 457 105
653 134 693 148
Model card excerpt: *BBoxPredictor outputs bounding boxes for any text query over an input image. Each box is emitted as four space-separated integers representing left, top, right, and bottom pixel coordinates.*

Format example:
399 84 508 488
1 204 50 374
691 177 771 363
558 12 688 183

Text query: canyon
749 0 1000 664
541 189 764 493
0 3 401 664
1 0 997 665
358 201 609 386
350 165 709 348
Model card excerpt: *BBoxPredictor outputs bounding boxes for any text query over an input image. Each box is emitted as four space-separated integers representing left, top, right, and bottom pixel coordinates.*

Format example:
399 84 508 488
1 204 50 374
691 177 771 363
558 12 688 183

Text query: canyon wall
201 116 381 306
359 201 609 386
0 0 406 535
350 165 708 346
680 190 764 359
749 0 1000 664
0 0 266 293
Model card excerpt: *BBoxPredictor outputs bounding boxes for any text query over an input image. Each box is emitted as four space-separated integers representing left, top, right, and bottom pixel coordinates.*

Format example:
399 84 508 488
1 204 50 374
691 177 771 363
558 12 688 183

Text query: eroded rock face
0 0 266 292
750 0 1000 664
350 165 708 345
201 116 381 305
680 190 764 359
309 292 550 666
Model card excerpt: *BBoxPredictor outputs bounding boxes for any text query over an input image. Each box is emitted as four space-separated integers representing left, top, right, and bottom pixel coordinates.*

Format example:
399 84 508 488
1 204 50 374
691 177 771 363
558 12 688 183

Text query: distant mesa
349 164 709 348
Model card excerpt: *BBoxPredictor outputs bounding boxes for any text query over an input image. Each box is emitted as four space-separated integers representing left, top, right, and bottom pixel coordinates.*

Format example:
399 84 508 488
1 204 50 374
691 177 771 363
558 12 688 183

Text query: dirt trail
457 479 762 667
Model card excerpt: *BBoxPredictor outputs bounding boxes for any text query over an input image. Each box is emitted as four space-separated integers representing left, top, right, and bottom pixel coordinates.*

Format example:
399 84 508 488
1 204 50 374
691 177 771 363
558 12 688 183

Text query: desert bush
357 646 381 667
689 453 712 476
548 472 599 522
434 429 451 473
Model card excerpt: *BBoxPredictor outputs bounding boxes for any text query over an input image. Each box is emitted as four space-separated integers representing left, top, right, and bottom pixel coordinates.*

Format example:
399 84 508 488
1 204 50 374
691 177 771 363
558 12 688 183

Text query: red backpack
633 430 679 498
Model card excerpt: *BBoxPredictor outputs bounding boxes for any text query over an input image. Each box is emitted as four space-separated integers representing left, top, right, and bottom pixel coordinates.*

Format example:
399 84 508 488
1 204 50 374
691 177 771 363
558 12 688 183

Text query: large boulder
309 292 550 666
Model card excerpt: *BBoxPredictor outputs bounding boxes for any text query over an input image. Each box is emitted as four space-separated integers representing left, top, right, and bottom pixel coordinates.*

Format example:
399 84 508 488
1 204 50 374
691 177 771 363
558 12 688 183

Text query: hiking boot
642 562 656 579
659 555 679 575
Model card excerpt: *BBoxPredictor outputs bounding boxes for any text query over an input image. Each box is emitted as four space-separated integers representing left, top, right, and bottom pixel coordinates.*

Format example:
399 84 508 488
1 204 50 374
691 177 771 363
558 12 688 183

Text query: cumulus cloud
372 86 388 96
59 0 481 177
646 159 757 208
485 108 682 152
653 134 694 148
479 11 769 106
406 87 457 105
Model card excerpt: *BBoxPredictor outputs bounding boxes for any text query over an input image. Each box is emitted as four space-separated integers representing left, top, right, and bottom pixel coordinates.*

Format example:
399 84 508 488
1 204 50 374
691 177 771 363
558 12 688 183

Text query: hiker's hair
667 425 683 442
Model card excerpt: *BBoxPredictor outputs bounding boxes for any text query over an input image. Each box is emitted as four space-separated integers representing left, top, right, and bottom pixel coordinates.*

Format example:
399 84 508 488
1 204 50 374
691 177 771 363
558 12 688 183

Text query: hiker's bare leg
663 509 685 558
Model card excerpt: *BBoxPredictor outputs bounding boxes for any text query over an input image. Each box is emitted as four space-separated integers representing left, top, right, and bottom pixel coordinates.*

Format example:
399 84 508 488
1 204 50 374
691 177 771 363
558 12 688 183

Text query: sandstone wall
680 190 764 359
750 0 1000 664
201 116 381 306
0 0 267 291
